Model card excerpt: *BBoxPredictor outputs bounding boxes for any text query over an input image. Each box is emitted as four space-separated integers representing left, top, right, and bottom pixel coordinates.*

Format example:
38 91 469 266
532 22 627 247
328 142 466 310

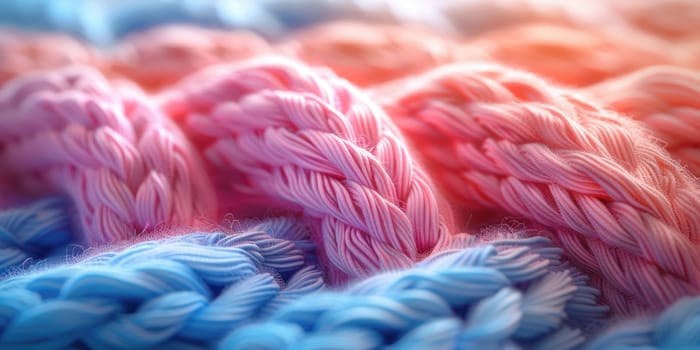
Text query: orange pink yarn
374 63 700 313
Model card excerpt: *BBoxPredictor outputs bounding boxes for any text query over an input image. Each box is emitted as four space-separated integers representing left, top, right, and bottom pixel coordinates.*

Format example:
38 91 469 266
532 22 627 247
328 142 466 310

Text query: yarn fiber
160 58 452 281
0 1 699 349
0 67 217 243
375 63 700 312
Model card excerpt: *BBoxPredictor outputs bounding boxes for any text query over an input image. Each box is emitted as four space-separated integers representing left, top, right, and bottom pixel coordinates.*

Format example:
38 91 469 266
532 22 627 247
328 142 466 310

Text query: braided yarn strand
0 67 217 244
375 63 700 313
0 198 74 274
0 218 324 349
220 234 607 350
586 295 700 349
588 66 700 177
160 57 453 281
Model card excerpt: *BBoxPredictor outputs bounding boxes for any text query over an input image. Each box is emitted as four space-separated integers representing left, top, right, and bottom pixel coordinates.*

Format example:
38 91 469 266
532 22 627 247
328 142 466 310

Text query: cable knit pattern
0 218 324 349
589 66 700 176
0 67 217 243
160 58 452 281
0 198 74 274
376 63 700 312
220 235 607 350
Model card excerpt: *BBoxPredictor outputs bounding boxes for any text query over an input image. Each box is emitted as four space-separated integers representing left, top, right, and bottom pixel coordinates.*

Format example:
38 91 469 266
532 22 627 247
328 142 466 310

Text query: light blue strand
0 217 324 349
219 236 608 350
0 198 74 275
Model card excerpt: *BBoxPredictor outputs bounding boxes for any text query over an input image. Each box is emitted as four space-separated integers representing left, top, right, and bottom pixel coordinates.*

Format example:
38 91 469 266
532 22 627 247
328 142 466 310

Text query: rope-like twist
220 235 607 350
589 66 700 176
159 57 453 281
0 198 74 274
375 63 700 312
586 296 700 349
0 218 324 349
0 67 217 244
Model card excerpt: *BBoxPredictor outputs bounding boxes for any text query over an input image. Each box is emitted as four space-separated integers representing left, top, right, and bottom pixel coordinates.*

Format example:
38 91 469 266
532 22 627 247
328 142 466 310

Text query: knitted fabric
589 66 700 176
159 58 453 281
375 63 700 312
0 1 699 348
0 198 74 274
0 218 323 349
0 67 217 244
220 234 606 350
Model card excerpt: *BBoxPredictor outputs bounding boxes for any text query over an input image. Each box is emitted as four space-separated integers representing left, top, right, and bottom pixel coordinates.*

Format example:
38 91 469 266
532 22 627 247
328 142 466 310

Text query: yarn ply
589 66 700 176
459 23 683 86
0 67 217 244
278 21 464 86
376 63 700 313
160 58 453 281
0 30 96 85
0 198 74 274
586 296 700 349
110 25 271 90
0 217 324 349
220 234 607 350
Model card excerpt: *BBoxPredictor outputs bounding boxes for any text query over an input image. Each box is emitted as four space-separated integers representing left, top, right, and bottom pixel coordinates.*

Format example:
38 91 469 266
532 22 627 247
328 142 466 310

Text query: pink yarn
109 25 271 90
0 30 97 86
374 63 700 312
589 66 700 177
0 67 217 243
278 21 465 87
159 58 453 281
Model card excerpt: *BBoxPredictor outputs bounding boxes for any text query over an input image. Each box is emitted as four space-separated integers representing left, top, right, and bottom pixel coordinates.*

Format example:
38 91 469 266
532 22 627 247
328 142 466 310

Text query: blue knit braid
0 0 451 45
585 296 700 350
0 198 74 275
219 236 608 350
0 217 325 349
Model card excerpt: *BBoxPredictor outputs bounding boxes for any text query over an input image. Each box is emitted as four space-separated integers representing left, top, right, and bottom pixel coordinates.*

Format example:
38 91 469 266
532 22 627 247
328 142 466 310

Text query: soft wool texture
160 58 453 282
375 64 700 313
0 68 217 243
589 66 700 176
0 0 700 349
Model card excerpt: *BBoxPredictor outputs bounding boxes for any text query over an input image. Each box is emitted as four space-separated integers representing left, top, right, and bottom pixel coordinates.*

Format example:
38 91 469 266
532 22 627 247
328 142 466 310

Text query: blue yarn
0 198 74 275
586 296 700 350
0 0 453 45
219 236 608 350
0 218 325 349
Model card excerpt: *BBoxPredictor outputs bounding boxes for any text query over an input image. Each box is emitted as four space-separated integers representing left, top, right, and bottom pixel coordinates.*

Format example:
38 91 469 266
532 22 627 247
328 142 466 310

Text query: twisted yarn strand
0 218 324 349
0 67 217 244
586 295 700 349
160 57 453 281
220 234 607 350
375 63 700 312
0 198 74 274
589 66 700 176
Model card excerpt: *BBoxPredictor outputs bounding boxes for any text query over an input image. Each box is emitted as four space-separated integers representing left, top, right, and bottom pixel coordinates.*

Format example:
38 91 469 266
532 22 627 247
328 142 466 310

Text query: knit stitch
589 66 700 176
160 58 453 281
0 198 74 274
375 63 700 312
0 67 217 243
0 218 323 349
220 235 606 350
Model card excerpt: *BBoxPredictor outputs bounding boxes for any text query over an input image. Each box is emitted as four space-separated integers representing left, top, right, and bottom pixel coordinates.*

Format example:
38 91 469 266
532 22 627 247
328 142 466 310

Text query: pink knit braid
374 63 700 313
278 21 468 87
0 67 216 243
0 30 98 86
455 23 688 87
159 58 452 281
589 66 700 177
109 25 271 91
